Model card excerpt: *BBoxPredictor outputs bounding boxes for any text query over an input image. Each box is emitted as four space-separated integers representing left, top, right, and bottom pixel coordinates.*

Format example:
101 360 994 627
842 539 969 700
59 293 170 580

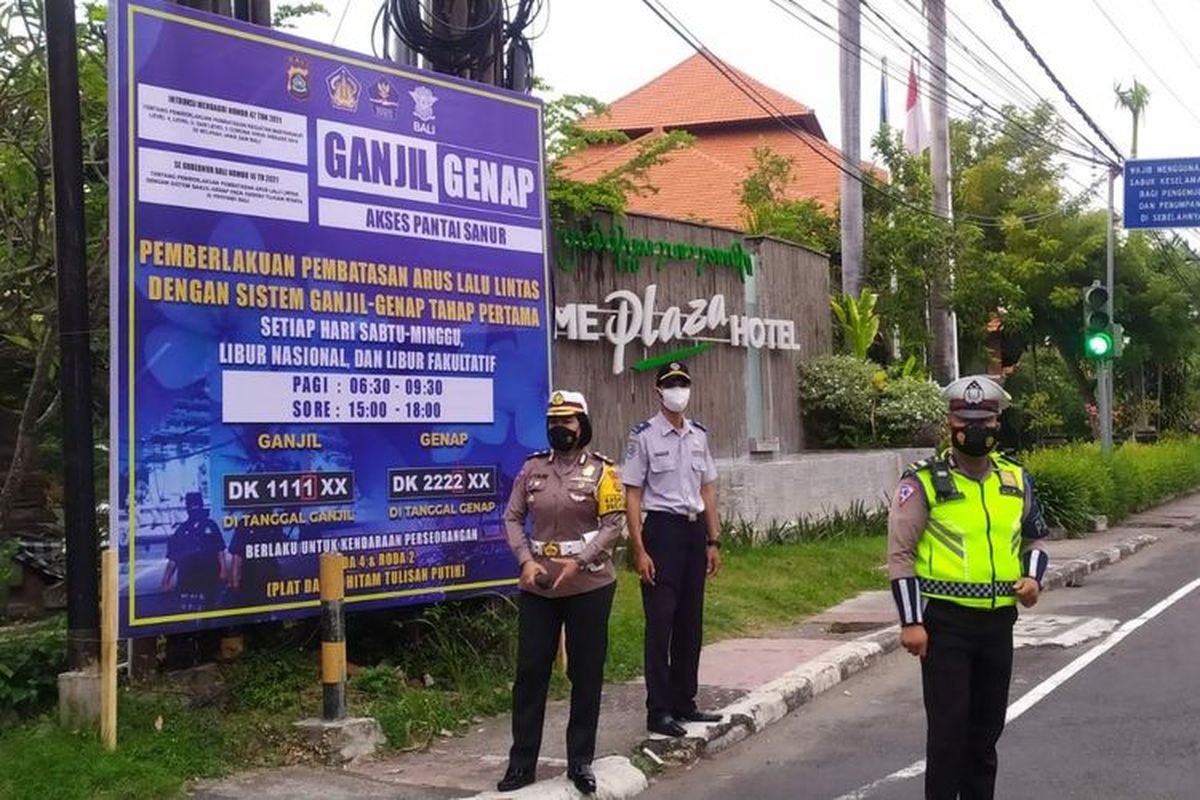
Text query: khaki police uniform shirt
887 455 1048 580
622 412 718 514
504 448 625 598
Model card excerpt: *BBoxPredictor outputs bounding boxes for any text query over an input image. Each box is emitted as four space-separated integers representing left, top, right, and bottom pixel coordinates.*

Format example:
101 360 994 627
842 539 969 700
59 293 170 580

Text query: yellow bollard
319 552 347 720
100 548 118 751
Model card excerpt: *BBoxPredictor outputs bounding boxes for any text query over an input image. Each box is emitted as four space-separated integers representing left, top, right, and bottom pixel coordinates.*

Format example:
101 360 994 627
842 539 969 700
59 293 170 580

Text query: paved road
641 532 1200 800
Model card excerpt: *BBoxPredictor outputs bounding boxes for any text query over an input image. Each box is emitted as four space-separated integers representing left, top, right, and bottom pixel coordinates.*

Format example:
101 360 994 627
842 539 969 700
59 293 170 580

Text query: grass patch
0 534 887 799
606 535 887 681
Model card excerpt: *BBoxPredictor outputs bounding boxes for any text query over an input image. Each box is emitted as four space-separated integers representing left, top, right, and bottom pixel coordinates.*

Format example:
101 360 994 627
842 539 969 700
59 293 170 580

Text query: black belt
645 509 701 523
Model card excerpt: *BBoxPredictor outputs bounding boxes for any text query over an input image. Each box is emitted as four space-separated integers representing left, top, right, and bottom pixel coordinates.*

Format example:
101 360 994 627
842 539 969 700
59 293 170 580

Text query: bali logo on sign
410 85 438 135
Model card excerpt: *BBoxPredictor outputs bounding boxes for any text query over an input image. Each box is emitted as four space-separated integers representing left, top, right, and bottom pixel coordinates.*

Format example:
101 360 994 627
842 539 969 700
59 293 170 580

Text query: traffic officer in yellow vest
499 390 625 795
888 375 1049 800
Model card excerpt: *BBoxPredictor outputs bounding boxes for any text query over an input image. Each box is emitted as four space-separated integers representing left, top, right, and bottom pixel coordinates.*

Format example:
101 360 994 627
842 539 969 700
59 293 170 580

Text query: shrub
1023 437 1200 534
797 355 877 448
875 378 945 447
0 616 66 722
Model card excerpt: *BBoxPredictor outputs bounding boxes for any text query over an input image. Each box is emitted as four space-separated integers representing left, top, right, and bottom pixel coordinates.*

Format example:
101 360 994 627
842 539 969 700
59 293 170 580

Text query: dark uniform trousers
921 599 1018 800
641 511 708 717
509 581 616 770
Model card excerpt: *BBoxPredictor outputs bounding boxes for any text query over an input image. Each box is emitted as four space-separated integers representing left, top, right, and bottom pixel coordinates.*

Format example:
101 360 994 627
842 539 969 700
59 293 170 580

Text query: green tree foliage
739 146 839 253
541 86 693 223
753 105 1200 439
830 290 880 361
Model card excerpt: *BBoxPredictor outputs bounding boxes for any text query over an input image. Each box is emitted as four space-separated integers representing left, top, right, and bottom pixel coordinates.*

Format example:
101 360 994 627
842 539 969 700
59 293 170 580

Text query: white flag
904 59 929 155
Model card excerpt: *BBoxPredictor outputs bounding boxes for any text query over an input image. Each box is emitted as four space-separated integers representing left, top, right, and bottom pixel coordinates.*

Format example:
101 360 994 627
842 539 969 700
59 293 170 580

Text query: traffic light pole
1101 166 1117 455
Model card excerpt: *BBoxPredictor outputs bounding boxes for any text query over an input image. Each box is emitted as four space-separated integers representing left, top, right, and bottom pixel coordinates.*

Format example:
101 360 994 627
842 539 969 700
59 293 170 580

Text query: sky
292 0 1200 245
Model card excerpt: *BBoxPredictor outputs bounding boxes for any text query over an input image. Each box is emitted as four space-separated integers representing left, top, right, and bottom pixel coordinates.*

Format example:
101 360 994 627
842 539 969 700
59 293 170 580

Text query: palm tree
1114 79 1151 158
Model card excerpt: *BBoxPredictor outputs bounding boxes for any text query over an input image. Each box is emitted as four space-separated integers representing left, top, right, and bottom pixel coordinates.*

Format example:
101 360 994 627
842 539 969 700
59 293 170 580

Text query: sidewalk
192 494 1200 800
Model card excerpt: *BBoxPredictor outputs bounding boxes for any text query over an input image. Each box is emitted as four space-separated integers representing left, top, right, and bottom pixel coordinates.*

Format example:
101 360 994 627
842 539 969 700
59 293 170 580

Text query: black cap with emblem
655 360 691 387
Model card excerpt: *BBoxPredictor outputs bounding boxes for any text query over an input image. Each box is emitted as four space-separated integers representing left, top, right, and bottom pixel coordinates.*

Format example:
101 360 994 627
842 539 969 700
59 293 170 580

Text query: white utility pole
839 0 863 298
926 0 959 382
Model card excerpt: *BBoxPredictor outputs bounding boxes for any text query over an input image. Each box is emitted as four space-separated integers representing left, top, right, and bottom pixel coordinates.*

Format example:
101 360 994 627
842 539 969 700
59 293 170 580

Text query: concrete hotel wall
716 448 934 526
549 213 832 460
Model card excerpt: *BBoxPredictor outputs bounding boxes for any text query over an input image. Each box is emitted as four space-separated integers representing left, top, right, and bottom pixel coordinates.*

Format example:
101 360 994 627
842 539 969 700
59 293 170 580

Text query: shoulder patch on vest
630 420 652 435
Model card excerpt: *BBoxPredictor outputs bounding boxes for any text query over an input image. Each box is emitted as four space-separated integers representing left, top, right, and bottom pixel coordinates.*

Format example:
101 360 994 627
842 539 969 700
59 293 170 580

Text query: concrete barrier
715 448 931 528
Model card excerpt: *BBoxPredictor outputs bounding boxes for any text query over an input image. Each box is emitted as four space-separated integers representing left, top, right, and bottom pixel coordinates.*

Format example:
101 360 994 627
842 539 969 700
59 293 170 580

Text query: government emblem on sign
369 78 398 120
410 85 438 134
326 66 361 112
286 56 309 101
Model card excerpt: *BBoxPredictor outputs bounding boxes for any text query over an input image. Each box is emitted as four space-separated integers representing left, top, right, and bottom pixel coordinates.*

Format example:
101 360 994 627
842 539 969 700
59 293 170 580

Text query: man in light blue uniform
623 361 723 737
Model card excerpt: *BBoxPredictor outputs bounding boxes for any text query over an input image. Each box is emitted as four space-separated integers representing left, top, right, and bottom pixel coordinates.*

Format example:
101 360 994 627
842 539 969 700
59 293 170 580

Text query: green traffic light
1085 331 1114 358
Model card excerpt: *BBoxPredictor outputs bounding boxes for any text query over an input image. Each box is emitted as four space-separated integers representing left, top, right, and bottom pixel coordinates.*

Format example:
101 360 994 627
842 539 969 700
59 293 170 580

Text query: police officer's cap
655 361 692 386
942 375 1010 420
547 389 589 418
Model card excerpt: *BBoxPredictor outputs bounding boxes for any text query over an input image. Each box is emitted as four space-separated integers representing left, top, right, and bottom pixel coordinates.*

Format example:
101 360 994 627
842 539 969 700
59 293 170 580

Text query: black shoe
647 713 688 737
567 763 597 795
674 709 723 723
497 765 536 792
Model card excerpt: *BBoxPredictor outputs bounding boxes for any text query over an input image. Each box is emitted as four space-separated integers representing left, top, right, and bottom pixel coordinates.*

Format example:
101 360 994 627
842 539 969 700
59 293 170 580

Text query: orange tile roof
561 53 887 229
563 127 877 231
579 53 823 137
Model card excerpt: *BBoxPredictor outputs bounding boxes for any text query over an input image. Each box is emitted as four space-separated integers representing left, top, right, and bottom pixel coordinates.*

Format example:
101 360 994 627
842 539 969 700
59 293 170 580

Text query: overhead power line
1147 0 1200 78
989 0 1125 164
1088 0 1200 130
850 0 1116 167
638 0 1096 229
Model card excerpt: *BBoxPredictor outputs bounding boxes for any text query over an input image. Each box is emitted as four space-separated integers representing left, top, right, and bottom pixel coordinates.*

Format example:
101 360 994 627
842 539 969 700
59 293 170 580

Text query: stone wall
714 448 933 526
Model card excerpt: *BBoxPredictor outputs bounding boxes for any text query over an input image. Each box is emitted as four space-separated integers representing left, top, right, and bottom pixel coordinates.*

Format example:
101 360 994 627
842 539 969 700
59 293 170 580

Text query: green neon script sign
555 221 754 282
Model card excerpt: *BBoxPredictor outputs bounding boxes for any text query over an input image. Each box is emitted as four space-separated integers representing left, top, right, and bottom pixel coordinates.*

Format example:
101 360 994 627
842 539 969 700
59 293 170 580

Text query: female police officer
498 390 625 795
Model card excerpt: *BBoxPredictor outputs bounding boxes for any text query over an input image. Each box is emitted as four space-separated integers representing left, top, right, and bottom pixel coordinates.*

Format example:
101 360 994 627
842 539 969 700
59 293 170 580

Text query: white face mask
659 386 691 413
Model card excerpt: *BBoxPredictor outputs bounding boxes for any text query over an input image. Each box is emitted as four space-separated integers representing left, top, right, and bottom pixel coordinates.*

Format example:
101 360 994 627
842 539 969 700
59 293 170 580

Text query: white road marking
832 576 1200 800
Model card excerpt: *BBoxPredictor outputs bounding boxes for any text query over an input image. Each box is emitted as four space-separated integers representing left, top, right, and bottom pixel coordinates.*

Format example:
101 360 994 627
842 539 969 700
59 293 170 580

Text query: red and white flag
904 58 929 155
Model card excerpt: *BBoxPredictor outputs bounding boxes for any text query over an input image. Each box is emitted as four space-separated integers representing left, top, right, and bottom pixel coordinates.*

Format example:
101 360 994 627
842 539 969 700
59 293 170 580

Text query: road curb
474 532 1160 799
1041 533 1158 590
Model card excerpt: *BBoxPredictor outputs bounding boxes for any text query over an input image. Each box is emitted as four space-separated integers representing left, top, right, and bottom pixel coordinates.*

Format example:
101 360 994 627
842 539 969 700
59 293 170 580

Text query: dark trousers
921 599 1018 800
641 511 708 717
509 581 616 770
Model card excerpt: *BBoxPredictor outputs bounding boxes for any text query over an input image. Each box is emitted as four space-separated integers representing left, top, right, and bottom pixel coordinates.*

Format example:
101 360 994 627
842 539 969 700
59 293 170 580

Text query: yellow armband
596 464 625 515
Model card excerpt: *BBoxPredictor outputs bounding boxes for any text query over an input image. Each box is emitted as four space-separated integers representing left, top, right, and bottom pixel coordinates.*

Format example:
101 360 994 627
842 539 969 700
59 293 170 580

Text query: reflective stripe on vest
913 456 1025 610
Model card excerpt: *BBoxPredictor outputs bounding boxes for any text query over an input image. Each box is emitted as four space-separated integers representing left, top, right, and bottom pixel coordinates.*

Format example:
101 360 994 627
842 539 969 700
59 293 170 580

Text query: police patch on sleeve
625 437 639 459
898 483 915 507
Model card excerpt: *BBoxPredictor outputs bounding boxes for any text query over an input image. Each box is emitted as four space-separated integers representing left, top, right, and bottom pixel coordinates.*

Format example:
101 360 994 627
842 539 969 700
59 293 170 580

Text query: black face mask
951 423 998 457
547 426 579 453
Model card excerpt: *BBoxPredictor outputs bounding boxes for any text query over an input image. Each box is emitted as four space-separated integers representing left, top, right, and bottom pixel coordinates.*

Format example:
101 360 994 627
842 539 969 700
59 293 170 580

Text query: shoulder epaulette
591 452 614 465
902 457 934 478
525 449 550 461
630 420 652 434
691 420 708 432
997 452 1024 468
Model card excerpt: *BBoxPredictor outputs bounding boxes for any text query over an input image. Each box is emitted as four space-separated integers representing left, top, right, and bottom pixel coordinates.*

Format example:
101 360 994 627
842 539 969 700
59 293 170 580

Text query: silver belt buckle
686 512 698 522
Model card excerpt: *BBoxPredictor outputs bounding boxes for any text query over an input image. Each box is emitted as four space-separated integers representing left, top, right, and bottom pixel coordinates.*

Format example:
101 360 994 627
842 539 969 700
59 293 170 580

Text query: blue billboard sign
110 1 550 635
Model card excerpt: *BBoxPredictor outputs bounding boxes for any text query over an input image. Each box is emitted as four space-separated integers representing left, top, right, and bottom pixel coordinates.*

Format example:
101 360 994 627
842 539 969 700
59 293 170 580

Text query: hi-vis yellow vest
910 455 1026 610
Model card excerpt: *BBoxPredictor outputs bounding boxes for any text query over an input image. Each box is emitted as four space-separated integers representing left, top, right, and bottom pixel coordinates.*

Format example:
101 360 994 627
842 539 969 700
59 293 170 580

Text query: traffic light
1082 281 1113 360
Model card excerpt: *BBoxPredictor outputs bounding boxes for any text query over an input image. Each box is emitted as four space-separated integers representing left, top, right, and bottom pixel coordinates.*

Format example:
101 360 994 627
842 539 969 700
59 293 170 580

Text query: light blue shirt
622 411 718 515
